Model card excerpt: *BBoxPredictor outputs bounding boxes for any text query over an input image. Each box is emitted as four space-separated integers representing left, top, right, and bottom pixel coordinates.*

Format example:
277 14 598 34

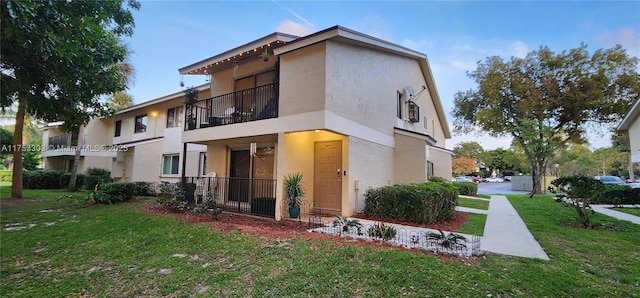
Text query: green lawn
457 197 490 210
458 213 486 236
613 207 640 217
1 192 639 297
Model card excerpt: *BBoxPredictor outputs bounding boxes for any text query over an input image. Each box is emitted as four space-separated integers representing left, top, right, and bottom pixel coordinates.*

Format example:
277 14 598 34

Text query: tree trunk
11 96 27 199
67 125 84 191
529 159 547 197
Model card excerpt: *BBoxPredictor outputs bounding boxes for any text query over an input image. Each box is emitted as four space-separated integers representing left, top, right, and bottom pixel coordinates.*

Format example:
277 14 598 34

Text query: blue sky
123 0 640 150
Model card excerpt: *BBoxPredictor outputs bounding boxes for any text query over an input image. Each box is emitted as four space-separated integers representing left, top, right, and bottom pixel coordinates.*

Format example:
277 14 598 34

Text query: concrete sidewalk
481 195 549 260
591 205 640 225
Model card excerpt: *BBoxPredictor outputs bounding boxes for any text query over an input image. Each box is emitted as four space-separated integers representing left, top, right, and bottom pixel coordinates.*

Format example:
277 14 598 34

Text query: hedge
23 170 65 189
593 185 640 205
84 167 113 190
92 182 138 204
454 181 478 196
59 173 86 189
364 182 458 224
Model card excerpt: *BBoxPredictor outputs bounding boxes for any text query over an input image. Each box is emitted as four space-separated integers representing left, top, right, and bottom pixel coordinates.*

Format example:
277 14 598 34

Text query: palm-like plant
332 214 362 233
425 229 467 249
284 173 305 209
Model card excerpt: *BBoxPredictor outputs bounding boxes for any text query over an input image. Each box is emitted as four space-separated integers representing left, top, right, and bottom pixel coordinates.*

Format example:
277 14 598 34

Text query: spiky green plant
367 222 397 241
425 229 467 249
332 214 362 233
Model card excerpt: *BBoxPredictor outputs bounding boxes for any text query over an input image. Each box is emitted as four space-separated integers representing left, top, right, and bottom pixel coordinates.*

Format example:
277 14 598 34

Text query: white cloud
595 27 640 58
508 41 529 58
276 20 315 36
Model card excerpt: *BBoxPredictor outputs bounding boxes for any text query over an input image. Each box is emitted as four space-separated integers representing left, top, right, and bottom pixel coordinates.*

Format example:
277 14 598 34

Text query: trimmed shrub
23 170 64 189
428 176 448 183
593 185 640 205
0 170 12 182
59 173 86 189
454 182 478 196
132 181 152 196
364 182 458 224
86 167 111 178
92 182 137 204
84 167 112 190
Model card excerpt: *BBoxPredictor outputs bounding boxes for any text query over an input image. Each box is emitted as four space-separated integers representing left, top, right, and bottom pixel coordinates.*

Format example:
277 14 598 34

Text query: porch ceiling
178 32 299 75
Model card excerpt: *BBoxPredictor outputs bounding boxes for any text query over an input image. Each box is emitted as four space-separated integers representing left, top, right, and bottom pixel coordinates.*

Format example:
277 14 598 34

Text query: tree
452 156 476 176
106 92 134 110
1 0 140 198
612 130 635 181
452 44 640 195
452 141 484 160
482 148 526 176
22 140 41 170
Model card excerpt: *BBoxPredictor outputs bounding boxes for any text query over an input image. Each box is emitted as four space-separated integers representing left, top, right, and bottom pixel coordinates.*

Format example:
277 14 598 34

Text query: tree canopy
452 44 640 194
1 0 140 198
453 141 484 160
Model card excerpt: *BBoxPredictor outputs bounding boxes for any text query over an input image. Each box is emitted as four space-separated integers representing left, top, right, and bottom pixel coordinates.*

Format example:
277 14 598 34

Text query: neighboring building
42 84 210 183
618 99 640 179
178 26 453 220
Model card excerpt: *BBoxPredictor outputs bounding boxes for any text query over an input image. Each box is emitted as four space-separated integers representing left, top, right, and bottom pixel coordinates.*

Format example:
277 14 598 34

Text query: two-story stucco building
618 99 640 180
42 84 210 182
178 26 453 220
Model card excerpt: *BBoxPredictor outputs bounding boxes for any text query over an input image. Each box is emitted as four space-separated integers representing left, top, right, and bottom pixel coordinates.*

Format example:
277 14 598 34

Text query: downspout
181 142 187 186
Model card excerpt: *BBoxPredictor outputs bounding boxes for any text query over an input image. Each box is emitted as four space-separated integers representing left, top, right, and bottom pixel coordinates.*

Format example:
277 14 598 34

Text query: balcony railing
184 83 279 131
47 133 78 149
183 176 277 219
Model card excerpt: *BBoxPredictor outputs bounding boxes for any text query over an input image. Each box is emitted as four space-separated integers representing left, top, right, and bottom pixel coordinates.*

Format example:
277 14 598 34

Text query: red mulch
351 212 468 232
140 203 472 259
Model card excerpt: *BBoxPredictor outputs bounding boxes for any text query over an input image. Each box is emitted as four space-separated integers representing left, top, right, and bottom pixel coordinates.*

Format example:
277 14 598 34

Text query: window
426 161 434 178
397 91 403 119
166 106 183 128
162 154 180 175
135 114 147 133
114 120 122 137
408 101 420 123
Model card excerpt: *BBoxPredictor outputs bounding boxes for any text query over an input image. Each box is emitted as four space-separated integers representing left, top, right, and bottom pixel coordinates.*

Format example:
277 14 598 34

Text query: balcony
47 133 78 149
185 83 278 131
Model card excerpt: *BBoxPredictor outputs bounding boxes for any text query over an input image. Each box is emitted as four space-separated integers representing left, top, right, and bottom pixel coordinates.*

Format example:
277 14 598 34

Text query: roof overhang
115 83 210 115
394 127 438 146
178 32 300 75
618 99 640 130
274 26 452 139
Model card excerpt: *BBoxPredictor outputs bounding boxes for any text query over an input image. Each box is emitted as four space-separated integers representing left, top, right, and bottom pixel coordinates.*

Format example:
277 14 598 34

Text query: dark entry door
229 150 250 202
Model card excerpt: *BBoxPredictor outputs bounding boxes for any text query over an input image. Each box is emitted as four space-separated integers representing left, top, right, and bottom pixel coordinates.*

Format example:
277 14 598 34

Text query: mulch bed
141 203 472 259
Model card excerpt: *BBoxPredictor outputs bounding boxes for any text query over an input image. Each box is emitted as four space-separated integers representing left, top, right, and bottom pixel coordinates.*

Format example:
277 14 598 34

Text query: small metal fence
307 218 483 257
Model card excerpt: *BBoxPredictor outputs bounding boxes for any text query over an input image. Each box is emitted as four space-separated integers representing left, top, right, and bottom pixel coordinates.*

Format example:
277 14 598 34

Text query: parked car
503 176 512 182
628 182 640 189
465 176 482 183
453 176 474 183
484 177 504 183
594 176 625 184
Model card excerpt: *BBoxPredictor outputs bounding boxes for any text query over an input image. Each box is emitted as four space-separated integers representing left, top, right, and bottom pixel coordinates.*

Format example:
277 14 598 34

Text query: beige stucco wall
326 41 405 135
278 43 327 116
347 136 394 214
393 133 428 183
108 89 210 145
429 146 453 180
